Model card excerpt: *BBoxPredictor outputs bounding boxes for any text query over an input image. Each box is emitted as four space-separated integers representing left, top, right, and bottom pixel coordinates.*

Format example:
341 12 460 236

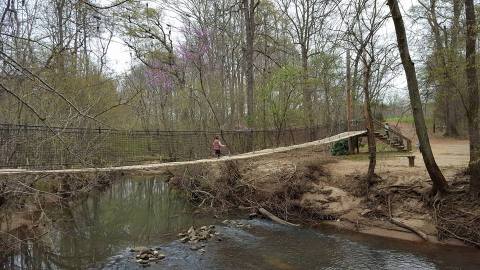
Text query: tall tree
464 0 480 196
387 0 448 195
346 49 354 153
242 0 258 127
278 0 333 139
419 0 462 137
363 52 376 182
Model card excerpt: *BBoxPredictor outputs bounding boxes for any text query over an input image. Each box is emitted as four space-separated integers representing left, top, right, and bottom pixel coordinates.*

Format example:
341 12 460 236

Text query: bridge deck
0 130 366 176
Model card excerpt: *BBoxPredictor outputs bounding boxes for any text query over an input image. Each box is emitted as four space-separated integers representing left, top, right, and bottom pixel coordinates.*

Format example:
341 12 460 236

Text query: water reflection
2 176 213 269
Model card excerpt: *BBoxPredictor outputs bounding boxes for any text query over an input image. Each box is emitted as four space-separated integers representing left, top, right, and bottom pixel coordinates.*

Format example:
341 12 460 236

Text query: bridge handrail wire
0 122 353 169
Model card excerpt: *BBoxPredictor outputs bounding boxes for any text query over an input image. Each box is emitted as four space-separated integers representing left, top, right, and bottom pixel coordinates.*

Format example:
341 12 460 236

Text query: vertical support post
408 156 415 167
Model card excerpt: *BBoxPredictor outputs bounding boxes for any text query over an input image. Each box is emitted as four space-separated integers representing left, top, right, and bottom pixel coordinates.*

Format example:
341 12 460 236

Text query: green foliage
257 65 303 128
385 116 415 124
331 139 349 156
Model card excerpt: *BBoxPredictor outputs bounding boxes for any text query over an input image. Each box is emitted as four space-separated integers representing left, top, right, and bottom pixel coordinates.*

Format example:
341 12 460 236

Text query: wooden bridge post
408 156 415 167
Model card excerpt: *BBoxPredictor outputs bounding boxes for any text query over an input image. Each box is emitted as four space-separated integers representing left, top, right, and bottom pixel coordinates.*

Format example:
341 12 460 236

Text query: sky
104 1 183 76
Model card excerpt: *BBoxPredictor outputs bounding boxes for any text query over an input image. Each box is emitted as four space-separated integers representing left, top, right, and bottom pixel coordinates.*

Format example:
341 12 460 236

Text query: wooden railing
372 119 412 151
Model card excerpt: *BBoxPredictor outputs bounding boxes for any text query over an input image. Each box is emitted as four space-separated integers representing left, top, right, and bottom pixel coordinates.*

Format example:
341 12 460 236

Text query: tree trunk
445 99 459 136
445 1 461 137
427 0 459 137
363 55 376 182
346 50 354 153
56 0 66 74
301 46 314 140
82 3 89 76
325 83 331 133
238 61 245 122
387 0 448 195
465 0 480 196
243 0 255 128
229 51 236 127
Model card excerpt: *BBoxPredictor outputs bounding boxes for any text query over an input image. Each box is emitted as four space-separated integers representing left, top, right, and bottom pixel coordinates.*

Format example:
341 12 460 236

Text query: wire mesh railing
0 122 351 169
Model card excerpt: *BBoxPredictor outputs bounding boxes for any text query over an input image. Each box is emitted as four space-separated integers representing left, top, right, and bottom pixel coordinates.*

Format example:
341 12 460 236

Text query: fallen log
259 207 300 227
389 218 428 241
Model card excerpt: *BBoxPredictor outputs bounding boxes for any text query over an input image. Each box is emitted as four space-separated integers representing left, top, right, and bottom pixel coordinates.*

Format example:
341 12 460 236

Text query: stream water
2 176 479 270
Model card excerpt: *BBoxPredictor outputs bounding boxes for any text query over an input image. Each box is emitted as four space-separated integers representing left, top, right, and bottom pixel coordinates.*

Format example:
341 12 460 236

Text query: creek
2 176 479 269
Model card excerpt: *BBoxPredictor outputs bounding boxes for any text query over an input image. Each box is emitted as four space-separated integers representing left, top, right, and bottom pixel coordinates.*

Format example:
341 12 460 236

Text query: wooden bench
396 154 416 167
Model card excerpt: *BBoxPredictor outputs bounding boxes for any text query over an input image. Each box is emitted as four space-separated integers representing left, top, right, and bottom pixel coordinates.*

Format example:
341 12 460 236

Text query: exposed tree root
433 189 480 247
389 218 428 241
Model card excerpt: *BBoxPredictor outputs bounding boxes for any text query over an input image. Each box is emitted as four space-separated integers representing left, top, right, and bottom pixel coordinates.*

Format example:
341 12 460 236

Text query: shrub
331 139 348 156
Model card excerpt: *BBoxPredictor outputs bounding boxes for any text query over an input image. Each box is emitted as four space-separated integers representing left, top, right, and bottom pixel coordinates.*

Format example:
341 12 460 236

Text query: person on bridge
212 136 227 158
384 122 391 139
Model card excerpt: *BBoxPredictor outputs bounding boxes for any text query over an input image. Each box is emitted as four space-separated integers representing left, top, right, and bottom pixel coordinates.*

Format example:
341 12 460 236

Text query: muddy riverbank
164 139 479 248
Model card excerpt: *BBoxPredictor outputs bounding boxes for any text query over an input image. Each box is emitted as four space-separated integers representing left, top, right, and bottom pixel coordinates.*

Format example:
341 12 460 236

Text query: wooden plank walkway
0 130 366 176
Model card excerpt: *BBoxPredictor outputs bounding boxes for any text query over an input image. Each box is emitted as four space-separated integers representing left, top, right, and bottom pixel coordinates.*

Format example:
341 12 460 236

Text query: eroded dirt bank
165 138 479 248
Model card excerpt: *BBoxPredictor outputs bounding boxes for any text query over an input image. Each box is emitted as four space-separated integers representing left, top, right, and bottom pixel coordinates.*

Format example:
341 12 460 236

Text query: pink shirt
212 139 223 150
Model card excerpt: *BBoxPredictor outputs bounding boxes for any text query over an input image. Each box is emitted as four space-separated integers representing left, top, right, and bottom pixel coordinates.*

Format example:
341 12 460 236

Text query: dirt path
327 123 469 179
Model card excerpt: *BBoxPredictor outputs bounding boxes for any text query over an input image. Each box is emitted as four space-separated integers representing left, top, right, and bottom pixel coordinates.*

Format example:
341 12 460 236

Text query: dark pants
215 149 221 158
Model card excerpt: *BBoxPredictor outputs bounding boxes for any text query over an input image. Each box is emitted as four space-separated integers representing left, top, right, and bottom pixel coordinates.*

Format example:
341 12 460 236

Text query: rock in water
137 259 149 265
133 247 166 266
190 245 201 251
131 247 149 253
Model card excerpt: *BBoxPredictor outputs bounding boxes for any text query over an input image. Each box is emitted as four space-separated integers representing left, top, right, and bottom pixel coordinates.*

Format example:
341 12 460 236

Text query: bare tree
362 51 376 182
387 0 448 196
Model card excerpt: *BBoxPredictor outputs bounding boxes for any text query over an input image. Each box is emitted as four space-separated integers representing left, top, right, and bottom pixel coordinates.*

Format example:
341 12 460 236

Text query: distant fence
0 122 351 169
